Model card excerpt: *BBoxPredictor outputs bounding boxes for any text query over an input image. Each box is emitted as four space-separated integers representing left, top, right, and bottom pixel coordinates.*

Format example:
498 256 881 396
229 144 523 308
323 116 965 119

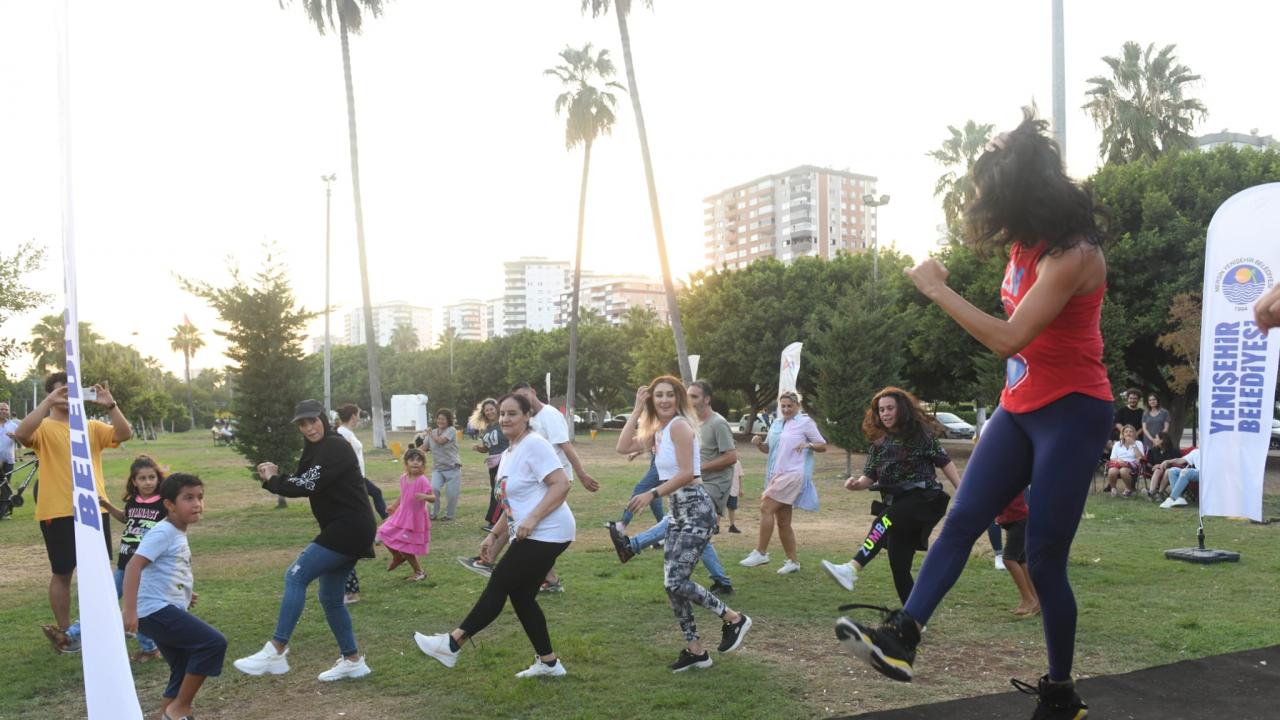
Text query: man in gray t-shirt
688 382 738 518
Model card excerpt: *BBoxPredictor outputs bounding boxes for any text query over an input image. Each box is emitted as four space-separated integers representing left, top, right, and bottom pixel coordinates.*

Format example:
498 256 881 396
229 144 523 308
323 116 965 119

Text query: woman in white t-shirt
413 392 575 678
1104 424 1145 497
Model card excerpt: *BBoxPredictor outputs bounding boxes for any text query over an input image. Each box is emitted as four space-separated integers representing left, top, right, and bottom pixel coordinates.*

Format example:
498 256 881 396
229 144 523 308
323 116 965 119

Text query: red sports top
996 489 1028 525
998 241 1112 413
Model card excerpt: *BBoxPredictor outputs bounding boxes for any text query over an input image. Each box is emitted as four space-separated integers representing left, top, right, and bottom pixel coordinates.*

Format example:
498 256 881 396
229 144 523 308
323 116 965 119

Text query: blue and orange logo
1221 264 1267 305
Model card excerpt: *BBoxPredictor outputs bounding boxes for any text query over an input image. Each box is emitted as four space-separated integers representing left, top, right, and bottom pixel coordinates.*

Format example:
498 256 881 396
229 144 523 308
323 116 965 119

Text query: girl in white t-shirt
1105 425 1145 497
413 392 574 678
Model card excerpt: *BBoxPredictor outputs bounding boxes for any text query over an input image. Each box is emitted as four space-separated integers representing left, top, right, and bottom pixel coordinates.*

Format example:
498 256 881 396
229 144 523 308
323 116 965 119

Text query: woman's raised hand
905 257 950 297
634 385 650 410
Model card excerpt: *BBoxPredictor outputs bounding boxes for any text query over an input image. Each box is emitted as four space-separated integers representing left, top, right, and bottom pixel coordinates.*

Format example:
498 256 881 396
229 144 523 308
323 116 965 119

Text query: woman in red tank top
837 111 1112 720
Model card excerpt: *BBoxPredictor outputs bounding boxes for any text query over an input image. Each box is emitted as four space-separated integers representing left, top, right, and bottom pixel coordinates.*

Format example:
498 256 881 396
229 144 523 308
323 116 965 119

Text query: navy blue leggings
903 393 1112 681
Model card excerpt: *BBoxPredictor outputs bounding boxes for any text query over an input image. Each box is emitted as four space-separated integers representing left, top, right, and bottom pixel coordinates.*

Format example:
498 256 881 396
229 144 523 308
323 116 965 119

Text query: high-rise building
443 299 488 342
345 302 434 349
486 297 506 339
503 257 571 334
703 165 880 271
555 274 671 326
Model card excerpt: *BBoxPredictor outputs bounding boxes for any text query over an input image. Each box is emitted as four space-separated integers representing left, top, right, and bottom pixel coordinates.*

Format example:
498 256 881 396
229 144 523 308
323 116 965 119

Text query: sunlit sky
2 0 1277 378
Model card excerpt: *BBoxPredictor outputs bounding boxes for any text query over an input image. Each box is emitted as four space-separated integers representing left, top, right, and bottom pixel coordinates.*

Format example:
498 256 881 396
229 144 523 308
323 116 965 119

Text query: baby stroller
1 451 38 519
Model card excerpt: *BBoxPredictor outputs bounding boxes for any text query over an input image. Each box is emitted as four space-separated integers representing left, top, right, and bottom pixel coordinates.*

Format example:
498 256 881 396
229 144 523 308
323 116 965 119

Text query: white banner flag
689 355 701 382
57 0 143 713
778 342 803 396
1197 183 1280 522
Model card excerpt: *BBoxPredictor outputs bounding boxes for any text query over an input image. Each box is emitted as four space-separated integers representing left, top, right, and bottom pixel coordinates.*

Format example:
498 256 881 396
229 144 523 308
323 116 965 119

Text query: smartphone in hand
84 387 98 402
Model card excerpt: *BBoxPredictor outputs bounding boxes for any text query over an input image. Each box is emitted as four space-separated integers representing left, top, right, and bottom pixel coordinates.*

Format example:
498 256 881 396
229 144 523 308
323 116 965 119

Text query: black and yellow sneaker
834 604 919 682
1012 675 1089 719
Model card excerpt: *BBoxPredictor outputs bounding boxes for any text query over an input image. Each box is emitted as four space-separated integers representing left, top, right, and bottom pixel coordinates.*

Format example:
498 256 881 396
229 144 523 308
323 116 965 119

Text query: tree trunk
183 349 195 429
565 140 592 440
340 19 387 449
615 11 692 385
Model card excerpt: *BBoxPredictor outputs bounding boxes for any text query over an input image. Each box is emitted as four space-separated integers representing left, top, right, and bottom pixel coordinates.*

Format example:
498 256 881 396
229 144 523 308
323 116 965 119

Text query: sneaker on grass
777 559 801 575
834 604 919 683
233 641 290 676
608 522 636 564
718 614 752 653
739 550 769 567
994 554 1007 571
414 632 458 668
317 655 371 682
821 560 857 591
515 657 566 678
1012 674 1089 720
709 581 734 596
539 580 565 593
669 648 713 673
1159 496 1188 509
456 556 493 578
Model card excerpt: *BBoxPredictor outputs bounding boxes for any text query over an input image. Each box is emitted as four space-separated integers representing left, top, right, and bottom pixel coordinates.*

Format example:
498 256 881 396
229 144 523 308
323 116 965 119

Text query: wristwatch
651 489 660 501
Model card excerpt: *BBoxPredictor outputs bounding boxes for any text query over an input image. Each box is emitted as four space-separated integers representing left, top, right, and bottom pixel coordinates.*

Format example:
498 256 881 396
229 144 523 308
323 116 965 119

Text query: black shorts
41 515 113 575
726 495 738 510
1001 519 1027 564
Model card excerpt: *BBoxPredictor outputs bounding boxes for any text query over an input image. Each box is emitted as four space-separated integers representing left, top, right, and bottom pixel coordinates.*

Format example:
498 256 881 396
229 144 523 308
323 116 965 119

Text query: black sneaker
1013 675 1089 719
834 604 919 682
709 581 734 596
717 614 752 652
669 648 713 672
608 522 636 564
728 525 741 534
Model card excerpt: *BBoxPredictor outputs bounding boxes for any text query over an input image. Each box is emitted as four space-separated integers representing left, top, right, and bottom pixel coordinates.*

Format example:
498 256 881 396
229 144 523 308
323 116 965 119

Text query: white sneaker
233 641 290 676
1159 497 1177 509
414 632 459 668
821 560 856 590
515 657 566 678
317 655 371 682
777 559 801 575
994 554 1007 571
739 550 770 567
1170 496 1188 507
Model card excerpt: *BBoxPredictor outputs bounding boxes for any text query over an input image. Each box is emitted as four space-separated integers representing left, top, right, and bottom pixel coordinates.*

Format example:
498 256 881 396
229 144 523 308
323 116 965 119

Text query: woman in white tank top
616 375 753 672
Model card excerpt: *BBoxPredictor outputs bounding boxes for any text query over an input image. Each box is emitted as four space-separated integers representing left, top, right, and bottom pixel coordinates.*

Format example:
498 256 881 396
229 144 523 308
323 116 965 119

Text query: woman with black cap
233 399 377 682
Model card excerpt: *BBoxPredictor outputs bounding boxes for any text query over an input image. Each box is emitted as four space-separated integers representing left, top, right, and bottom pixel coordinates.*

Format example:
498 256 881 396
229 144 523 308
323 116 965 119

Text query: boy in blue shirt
122 473 225 720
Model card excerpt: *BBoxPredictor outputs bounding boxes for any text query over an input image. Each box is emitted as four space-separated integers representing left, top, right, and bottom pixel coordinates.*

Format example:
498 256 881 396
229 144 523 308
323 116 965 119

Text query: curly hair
468 398 499 432
965 108 1108 255
860 387 943 443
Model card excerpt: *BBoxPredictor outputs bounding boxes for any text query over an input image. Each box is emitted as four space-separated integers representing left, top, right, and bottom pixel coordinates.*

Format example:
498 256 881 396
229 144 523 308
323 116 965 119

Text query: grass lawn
2 429 1278 719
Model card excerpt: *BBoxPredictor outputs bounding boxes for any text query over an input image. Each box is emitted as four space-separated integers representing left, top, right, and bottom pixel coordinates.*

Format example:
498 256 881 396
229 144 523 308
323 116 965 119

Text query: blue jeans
1168 467 1199 500
272 543 359 657
114 567 158 652
620 457 664 526
632 515 731 587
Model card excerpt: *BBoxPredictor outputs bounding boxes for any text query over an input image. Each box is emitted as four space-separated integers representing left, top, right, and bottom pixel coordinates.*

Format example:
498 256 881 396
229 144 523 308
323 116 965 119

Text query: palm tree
389 322 419 354
169 321 205 428
28 314 101 376
284 0 389 448
581 0 693 384
546 43 624 434
1083 41 1207 165
928 120 993 230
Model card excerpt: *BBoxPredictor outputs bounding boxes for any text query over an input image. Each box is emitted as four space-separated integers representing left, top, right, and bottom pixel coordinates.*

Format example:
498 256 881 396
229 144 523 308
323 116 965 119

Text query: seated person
1159 448 1200 509
1107 388 1144 455
1144 432 1180 500
1104 425 1144 497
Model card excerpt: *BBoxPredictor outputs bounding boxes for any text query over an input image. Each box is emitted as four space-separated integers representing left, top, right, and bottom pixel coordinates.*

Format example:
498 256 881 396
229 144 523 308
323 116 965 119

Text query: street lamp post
322 173 337 412
863 193 891 281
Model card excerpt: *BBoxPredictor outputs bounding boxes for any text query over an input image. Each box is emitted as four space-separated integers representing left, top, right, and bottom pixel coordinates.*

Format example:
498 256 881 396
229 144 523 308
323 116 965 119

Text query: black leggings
459 538 569 656
485 465 501 524
853 491 947 605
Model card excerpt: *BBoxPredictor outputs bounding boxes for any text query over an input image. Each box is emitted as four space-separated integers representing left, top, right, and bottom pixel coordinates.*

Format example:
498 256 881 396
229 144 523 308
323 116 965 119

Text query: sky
2 0 1278 379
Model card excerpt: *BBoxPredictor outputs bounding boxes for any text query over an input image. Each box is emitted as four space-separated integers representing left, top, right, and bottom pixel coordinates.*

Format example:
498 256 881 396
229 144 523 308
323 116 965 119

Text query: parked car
602 413 629 429
737 414 770 435
1271 418 1280 450
934 412 975 439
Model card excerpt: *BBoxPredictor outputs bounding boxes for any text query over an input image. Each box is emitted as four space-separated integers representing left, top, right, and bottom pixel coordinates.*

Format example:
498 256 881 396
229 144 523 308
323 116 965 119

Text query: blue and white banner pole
57 0 143 715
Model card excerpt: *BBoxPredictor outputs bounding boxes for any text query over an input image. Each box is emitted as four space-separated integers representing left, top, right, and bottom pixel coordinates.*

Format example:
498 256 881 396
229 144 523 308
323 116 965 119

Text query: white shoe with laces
821 559 857 590
515 657 566 678
739 550 770 567
414 632 459 668
317 655 371 681
233 641 290 676
777 559 801 575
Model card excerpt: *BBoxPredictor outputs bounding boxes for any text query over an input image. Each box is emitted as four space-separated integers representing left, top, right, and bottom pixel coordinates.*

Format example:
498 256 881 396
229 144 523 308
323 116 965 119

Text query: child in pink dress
378 447 435 581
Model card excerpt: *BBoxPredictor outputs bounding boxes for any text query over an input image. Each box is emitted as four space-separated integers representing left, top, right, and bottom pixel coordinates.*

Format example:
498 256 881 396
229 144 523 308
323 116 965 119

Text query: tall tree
928 120 993 230
581 0 692 384
0 241 51 372
546 42 624 434
1083 41 1207 165
389 322 419 354
28 314 101 377
184 253 316 499
169 319 205 429
285 0 389 448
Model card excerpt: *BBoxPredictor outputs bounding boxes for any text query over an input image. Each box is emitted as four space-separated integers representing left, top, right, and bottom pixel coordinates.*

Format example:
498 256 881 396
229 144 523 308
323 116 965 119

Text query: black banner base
1163 546 1241 564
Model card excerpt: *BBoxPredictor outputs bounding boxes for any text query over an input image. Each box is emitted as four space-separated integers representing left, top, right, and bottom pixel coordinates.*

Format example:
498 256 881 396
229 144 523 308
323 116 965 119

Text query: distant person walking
424 409 462 521
469 398 507 532
739 391 827 575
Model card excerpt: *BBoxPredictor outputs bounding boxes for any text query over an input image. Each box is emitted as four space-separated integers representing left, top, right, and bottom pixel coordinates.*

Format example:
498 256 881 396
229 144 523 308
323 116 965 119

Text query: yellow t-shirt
29 417 117 522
